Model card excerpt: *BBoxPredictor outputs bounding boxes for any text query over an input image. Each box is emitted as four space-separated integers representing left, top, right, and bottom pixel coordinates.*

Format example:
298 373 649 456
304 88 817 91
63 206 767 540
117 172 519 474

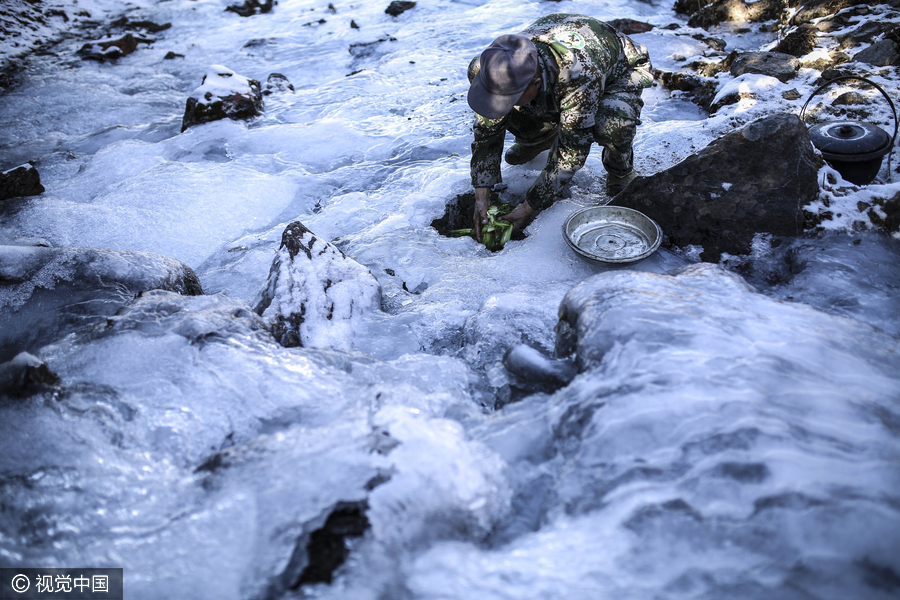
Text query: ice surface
1 0 899 599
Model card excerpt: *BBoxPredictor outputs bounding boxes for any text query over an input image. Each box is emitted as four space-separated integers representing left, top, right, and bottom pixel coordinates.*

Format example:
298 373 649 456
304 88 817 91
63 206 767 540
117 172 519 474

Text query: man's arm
471 113 508 239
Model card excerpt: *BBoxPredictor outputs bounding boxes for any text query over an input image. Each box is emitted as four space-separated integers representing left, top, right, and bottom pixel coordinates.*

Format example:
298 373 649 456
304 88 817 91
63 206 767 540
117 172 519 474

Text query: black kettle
800 75 897 185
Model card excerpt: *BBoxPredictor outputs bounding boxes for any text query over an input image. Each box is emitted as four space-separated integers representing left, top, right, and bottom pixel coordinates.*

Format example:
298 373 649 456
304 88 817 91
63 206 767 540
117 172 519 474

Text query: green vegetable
450 202 516 252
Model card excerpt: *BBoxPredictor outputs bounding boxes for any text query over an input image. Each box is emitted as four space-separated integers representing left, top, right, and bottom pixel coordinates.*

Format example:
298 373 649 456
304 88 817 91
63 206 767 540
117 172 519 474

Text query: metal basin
563 206 662 266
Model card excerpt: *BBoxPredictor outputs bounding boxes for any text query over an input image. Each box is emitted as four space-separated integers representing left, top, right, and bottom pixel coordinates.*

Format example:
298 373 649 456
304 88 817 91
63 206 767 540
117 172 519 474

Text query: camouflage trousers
506 84 644 178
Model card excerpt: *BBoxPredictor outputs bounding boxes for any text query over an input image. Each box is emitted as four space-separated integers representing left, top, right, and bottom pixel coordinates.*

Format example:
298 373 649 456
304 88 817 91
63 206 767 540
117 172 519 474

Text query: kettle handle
799 74 898 147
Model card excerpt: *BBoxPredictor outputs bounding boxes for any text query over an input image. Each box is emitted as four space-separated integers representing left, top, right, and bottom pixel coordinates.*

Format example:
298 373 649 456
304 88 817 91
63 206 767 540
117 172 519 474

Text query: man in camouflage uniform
467 14 653 239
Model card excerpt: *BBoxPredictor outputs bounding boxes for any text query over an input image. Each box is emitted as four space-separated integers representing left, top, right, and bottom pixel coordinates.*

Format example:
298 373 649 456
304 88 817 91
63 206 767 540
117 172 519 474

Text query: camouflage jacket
470 14 652 210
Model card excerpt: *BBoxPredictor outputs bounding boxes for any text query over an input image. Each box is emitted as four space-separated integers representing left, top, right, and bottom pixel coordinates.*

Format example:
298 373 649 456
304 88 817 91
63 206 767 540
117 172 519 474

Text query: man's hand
500 202 534 232
473 187 491 242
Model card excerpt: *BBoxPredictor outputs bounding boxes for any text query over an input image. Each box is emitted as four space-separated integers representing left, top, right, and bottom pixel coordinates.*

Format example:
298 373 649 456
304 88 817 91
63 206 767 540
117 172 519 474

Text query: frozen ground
1 1 899 599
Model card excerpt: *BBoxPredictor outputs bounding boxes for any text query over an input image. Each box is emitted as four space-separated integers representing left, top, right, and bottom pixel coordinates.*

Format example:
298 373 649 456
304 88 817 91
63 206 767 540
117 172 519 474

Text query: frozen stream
1 0 900 599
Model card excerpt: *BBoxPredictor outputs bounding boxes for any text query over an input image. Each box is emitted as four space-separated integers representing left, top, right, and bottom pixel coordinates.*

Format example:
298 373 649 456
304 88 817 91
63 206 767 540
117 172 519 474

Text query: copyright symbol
11 574 30 593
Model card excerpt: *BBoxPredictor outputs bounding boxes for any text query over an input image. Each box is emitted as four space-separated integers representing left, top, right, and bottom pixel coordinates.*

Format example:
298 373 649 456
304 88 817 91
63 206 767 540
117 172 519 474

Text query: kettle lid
808 120 891 158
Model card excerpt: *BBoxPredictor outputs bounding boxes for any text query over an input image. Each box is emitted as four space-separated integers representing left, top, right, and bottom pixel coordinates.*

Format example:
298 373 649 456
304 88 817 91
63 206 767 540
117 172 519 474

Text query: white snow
189 64 257 103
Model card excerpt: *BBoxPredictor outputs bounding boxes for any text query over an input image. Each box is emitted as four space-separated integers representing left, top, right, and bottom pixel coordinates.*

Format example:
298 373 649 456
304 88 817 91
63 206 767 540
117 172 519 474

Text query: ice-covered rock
262 72 294 95
256 221 382 350
0 351 59 398
181 65 263 132
613 113 820 261
0 163 44 201
0 245 202 361
78 33 153 62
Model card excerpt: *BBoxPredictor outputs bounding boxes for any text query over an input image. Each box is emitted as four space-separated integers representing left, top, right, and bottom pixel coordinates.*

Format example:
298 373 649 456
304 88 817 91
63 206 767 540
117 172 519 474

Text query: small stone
385 1 416 17
782 88 801 101
857 201 871 212
607 19 654 35
350 19 359 29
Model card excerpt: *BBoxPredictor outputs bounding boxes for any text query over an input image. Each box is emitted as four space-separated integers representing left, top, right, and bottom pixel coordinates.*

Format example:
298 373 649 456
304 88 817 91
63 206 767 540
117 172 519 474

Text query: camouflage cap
467 34 538 119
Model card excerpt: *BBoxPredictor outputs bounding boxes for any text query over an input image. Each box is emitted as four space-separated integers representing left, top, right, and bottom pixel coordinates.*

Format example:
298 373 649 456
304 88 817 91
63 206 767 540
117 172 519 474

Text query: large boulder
0 163 44 201
853 39 900 67
255 222 382 350
730 51 801 82
612 113 820 262
0 245 202 361
181 65 263 132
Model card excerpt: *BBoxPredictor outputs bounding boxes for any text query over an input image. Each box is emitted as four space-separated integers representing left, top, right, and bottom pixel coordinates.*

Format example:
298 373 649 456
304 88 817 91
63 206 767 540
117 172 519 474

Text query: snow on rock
0 351 59 398
181 65 263 132
0 245 202 361
77 32 154 62
0 163 44 201
709 72 783 113
257 221 382 350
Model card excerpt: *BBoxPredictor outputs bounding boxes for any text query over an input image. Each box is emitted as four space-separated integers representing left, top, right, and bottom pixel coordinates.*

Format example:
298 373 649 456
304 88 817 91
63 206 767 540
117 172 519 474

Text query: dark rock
687 0 784 28
674 0 705 15
884 192 900 233
385 1 416 17
78 33 153 61
0 352 60 399
0 246 202 362
853 39 900 67
847 21 891 44
282 501 370 589
0 163 44 201
703 37 727 52
128 20 171 33
792 0 871 26
225 0 275 17
689 0 750 28
263 72 294 95
256 222 382 349
164 51 184 60
654 71 719 110
774 25 819 58
607 19 654 35
690 50 738 78
611 113 820 262
350 19 359 29
802 50 850 71
730 51 800 83
181 66 263 132
832 91 869 106
503 344 577 390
